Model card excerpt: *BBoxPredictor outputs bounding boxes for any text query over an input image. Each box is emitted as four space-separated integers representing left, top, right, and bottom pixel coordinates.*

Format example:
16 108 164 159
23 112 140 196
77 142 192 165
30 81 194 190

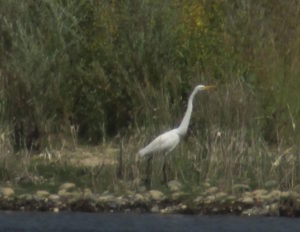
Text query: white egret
138 84 216 185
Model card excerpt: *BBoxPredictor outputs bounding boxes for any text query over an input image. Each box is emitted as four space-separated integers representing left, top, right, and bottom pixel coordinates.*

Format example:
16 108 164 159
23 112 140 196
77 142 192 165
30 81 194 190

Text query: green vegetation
0 0 299 195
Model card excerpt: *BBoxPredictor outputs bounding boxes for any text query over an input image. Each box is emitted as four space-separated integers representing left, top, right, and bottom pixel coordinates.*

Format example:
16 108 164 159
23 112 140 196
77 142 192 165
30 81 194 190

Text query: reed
0 0 299 193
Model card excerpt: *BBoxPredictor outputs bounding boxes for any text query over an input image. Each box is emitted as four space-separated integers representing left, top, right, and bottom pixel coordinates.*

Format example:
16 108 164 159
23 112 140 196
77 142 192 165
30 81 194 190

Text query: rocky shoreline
1 182 300 217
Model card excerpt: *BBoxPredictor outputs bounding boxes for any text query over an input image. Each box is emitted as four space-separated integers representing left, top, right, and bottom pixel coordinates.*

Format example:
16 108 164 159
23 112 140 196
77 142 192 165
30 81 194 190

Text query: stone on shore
83 188 93 198
167 180 182 192
57 182 79 199
49 194 60 201
204 195 216 204
252 189 269 203
59 183 76 191
36 190 50 198
98 194 115 203
149 190 165 201
1 187 14 198
266 190 281 202
253 189 268 196
193 196 203 204
215 192 227 201
151 205 160 213
58 189 80 199
240 196 254 205
134 193 146 203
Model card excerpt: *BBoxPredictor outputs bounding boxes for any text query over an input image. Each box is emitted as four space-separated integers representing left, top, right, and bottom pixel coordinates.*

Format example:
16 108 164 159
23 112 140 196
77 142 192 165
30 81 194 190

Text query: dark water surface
0 211 299 232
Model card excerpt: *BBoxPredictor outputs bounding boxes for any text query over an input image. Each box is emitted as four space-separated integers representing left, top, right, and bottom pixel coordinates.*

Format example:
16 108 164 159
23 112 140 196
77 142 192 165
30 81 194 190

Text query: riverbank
1 182 300 217
0 143 299 217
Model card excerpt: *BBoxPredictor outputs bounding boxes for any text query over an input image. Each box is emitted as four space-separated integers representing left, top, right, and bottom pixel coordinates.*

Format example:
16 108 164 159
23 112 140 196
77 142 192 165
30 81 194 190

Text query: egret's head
195 84 216 91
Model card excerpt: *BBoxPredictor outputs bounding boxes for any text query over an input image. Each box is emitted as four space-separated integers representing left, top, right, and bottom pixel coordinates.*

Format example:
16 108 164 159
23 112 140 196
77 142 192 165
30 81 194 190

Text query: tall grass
124 80 299 192
0 0 299 192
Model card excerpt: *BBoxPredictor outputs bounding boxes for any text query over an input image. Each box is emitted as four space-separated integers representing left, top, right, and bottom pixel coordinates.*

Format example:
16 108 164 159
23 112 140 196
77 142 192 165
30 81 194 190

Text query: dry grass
0 123 299 195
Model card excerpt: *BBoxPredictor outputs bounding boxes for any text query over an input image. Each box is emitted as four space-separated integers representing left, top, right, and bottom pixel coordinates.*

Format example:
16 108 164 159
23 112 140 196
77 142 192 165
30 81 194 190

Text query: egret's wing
139 130 180 157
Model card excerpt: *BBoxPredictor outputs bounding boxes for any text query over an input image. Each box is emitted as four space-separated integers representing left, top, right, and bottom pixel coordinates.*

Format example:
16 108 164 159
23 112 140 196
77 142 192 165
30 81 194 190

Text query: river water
0 211 299 232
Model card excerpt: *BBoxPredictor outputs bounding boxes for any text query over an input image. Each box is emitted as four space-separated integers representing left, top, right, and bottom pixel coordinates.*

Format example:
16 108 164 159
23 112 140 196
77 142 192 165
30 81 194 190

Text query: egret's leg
145 155 153 189
162 156 168 184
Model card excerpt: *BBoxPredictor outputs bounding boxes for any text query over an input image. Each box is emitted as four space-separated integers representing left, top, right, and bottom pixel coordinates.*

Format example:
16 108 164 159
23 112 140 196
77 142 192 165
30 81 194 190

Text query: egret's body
138 84 215 186
139 129 180 157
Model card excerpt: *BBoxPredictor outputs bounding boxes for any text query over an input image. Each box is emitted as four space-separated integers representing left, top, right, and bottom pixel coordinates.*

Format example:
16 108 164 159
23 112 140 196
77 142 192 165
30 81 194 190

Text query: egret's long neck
177 88 199 136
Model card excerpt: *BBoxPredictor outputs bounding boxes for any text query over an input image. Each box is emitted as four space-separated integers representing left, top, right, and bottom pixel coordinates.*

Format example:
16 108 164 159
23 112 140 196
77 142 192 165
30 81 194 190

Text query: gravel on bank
1 183 300 217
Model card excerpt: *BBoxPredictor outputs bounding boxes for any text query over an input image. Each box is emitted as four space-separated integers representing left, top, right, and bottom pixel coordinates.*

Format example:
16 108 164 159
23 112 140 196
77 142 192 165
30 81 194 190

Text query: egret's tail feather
138 142 155 157
138 148 147 157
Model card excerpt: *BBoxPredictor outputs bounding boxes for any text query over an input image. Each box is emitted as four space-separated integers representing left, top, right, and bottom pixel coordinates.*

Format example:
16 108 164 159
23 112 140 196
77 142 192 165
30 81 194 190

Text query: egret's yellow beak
203 85 216 90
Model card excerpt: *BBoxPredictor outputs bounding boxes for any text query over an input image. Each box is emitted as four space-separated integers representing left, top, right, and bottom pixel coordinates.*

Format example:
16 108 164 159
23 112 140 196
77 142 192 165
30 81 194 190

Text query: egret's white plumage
138 129 180 157
138 84 215 158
